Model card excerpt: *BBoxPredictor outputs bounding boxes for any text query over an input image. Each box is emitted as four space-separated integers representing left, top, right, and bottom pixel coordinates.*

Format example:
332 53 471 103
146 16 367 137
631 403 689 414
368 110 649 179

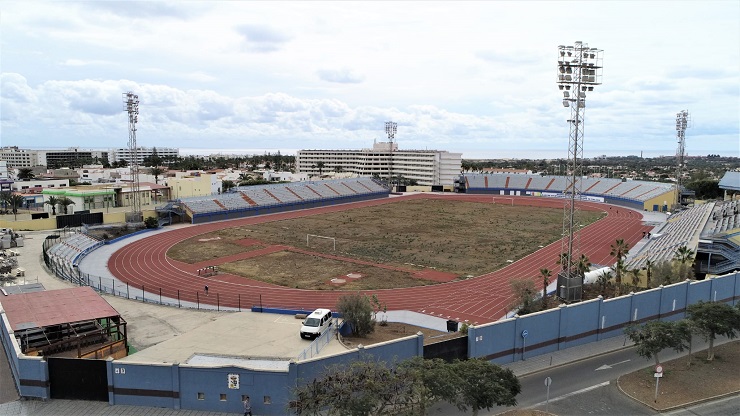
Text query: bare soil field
341 322 464 347
618 341 739 410
168 199 604 289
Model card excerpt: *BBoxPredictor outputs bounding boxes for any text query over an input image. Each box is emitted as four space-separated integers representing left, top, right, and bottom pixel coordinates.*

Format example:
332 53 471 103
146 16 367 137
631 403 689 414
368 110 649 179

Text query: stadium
3 173 739 414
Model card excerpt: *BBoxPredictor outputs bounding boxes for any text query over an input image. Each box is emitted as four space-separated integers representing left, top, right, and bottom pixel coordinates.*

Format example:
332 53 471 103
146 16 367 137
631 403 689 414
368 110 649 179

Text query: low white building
296 141 461 186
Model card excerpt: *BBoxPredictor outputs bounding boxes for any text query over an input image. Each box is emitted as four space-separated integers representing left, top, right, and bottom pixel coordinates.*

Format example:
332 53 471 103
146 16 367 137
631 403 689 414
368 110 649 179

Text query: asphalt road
430 338 737 415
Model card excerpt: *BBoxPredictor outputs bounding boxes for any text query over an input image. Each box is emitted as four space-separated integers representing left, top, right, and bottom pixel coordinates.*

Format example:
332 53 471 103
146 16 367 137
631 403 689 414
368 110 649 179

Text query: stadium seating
177 178 390 219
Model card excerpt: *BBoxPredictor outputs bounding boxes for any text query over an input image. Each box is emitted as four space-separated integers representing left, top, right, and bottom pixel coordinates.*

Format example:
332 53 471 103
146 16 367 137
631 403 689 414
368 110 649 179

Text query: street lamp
556 41 603 302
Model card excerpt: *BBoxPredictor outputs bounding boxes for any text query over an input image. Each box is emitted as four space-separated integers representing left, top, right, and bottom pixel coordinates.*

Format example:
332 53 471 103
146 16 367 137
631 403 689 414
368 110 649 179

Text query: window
219 393 227 401
263 396 271 405
197 392 205 400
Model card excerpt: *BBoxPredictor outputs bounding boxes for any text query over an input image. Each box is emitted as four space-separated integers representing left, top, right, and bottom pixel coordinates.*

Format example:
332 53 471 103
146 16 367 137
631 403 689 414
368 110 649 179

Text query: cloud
86 1 193 19
317 68 365 84
236 24 292 53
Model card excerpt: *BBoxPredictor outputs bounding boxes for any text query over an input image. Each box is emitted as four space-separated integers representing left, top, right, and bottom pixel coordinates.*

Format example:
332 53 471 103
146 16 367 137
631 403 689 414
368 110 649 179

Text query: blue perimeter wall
2 273 738 414
467 273 739 363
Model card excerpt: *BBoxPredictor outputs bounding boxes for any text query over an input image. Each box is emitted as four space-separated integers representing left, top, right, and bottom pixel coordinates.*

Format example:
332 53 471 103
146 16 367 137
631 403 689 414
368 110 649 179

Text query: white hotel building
296 141 462 186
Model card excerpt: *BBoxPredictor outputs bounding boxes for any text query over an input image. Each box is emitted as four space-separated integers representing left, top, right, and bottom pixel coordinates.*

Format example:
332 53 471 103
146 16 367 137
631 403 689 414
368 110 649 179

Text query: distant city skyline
1 2 738 158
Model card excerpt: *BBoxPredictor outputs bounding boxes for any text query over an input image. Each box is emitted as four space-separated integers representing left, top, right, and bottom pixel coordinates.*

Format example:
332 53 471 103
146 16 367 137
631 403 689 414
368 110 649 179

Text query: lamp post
556 41 603 302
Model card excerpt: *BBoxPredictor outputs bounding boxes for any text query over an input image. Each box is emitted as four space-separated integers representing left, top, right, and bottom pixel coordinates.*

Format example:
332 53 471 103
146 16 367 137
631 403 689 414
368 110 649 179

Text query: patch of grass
168 199 605 289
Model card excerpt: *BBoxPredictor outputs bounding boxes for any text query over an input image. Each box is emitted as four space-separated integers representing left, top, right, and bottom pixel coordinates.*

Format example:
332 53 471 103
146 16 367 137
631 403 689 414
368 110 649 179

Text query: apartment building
110 147 179 165
296 141 462 186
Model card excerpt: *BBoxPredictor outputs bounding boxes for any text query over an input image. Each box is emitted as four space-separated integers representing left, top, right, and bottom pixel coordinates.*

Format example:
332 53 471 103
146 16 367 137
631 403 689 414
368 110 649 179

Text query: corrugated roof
0 286 120 331
719 171 740 191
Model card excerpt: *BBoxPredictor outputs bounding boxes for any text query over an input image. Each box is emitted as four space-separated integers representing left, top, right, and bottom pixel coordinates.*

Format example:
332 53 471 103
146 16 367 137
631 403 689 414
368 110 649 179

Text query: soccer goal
492 197 514 206
306 234 336 251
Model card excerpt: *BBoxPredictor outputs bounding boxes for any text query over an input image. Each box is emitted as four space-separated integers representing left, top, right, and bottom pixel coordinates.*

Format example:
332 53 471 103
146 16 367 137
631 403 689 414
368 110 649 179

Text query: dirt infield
108 194 651 323
166 199 604 290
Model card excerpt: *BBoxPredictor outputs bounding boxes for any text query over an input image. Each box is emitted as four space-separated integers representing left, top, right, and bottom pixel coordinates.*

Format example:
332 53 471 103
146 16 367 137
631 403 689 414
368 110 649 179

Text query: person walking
243 395 252 416
204 285 209 295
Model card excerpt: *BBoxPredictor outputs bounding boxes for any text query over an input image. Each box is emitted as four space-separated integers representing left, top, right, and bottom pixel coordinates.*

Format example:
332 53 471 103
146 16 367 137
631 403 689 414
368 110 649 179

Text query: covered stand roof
718 171 740 192
1 286 120 331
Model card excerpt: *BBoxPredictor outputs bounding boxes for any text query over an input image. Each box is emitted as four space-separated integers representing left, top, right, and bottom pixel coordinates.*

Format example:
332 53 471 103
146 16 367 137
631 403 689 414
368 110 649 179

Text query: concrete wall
0 309 49 398
3 272 736 413
104 334 422 415
468 273 739 364
0 209 157 231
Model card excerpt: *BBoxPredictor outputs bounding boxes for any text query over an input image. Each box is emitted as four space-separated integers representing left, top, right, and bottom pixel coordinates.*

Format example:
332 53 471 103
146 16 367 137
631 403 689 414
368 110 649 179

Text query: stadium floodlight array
674 110 690 210
123 92 143 222
556 41 603 302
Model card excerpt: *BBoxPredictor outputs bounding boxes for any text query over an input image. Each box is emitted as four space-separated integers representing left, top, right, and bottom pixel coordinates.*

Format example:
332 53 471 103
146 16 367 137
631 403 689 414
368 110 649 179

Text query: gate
48 357 108 401
423 336 468 362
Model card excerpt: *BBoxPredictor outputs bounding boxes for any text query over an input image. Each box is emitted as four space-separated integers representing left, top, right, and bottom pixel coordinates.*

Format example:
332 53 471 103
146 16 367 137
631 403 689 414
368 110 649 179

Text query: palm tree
9 194 24 220
540 268 552 310
597 270 613 295
576 254 591 276
629 268 642 289
58 197 75 214
316 161 326 177
222 180 236 193
674 246 695 265
17 168 35 180
150 167 165 184
610 239 630 295
0 191 11 213
644 259 654 289
44 195 60 215
555 251 571 270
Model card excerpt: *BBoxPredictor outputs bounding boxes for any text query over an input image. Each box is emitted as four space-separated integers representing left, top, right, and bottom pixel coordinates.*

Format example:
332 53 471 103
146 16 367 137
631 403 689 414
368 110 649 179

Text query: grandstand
456 173 676 211
696 199 740 276
625 202 715 270
176 177 390 224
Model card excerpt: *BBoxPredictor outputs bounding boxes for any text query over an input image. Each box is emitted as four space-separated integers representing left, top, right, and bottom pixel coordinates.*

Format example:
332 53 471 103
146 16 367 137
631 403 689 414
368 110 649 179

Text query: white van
300 308 333 339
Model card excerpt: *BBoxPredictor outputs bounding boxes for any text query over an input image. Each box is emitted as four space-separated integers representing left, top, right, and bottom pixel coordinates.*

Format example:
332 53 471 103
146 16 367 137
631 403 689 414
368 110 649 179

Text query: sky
1 1 738 159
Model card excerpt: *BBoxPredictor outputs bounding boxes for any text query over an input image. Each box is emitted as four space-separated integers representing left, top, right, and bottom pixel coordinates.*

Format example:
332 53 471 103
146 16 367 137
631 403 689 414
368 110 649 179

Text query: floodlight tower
385 121 397 187
674 110 690 210
123 92 142 223
556 41 603 302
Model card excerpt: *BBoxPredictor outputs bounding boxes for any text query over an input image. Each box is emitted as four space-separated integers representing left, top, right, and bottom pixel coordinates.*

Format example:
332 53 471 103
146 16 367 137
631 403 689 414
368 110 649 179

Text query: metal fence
296 320 338 361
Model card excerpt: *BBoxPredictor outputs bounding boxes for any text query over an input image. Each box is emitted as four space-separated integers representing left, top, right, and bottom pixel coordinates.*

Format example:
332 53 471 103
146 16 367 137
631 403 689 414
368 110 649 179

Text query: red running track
108 194 650 324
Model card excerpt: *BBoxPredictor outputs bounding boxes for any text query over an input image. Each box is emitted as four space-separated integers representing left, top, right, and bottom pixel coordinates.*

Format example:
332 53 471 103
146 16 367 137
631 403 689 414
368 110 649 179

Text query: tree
624 321 689 366
452 359 520 414
292 357 520 416
150 167 165 184
144 216 159 229
337 293 375 337
596 270 613 295
10 194 24 220
17 168 35 180
509 279 538 315
576 254 591 276
644 259 654 289
673 246 695 265
44 195 59 215
629 268 642 289
316 161 326 177
610 239 630 295
221 180 236 193
58 196 75 214
540 268 552 310
686 301 740 361
0 191 11 213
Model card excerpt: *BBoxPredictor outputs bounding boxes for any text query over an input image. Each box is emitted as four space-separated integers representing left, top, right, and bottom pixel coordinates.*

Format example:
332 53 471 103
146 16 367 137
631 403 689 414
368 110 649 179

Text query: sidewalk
502 334 634 377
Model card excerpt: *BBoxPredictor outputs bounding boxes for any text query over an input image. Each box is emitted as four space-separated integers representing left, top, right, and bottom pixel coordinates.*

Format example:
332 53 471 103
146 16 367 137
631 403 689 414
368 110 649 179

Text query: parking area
118 310 346 365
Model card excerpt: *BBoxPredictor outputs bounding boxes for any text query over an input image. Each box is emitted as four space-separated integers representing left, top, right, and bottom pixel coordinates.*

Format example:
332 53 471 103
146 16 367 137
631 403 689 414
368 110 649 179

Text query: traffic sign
655 364 663 374
521 329 529 338
544 376 552 387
